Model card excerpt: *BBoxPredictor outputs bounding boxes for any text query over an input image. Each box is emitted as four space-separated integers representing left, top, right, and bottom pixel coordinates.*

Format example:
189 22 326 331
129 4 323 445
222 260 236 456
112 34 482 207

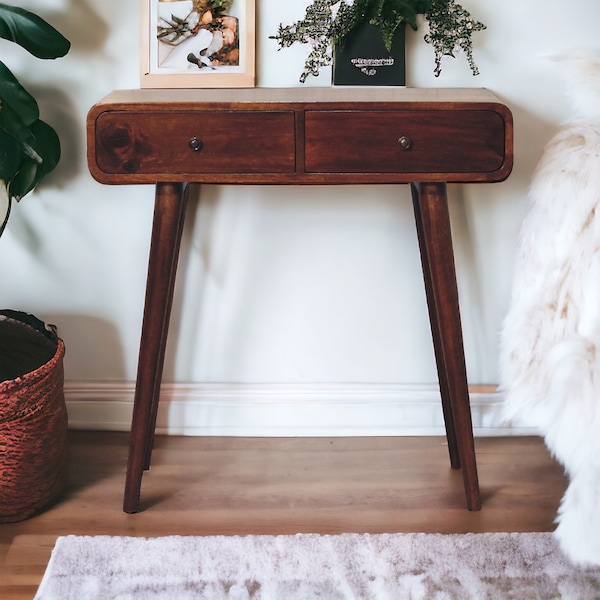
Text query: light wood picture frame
141 0 255 88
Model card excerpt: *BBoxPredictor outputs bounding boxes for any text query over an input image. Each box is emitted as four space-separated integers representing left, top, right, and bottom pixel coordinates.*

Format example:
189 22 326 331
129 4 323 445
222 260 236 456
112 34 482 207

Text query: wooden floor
0 432 566 599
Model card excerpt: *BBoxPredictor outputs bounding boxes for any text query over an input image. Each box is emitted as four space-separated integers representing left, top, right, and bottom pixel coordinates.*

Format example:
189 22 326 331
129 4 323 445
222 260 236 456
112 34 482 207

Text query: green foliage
334 0 433 47
0 3 70 237
424 0 485 76
271 0 485 83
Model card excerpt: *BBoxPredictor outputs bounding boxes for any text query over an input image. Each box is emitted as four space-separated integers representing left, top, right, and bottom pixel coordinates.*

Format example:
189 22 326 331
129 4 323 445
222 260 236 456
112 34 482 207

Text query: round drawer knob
397 135 412 150
188 137 203 152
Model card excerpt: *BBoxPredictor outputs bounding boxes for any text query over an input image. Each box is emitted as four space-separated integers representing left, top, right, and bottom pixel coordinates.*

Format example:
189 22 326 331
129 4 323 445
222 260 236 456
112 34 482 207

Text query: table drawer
305 110 506 174
94 111 296 176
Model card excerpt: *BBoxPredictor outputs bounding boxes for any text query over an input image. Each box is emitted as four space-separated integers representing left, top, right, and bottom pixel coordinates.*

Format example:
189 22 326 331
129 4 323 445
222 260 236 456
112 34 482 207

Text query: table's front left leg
411 183 460 471
412 182 481 511
124 182 189 514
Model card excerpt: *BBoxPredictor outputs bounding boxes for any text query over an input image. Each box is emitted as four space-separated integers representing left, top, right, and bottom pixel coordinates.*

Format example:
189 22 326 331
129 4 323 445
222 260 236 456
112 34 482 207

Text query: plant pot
333 23 406 86
0 310 68 522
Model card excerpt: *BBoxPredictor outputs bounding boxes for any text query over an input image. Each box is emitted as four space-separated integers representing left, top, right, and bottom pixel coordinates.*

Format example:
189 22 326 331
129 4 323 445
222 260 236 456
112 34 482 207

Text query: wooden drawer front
305 110 506 174
94 111 296 175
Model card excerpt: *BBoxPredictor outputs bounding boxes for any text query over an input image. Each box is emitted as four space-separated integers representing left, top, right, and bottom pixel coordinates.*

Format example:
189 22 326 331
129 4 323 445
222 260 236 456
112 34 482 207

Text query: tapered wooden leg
411 184 459 470
143 184 189 472
123 182 189 514
411 182 481 511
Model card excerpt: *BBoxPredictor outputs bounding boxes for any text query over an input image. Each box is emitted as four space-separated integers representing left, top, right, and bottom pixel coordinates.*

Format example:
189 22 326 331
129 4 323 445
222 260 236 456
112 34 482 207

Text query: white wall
1 1 599 432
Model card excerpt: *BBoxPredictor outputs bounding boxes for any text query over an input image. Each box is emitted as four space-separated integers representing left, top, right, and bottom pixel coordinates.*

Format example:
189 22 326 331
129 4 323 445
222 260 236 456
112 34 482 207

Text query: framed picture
141 0 255 88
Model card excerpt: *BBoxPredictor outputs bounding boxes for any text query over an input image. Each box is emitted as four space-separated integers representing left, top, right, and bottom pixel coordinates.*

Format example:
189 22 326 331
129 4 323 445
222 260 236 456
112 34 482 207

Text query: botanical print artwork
152 0 242 74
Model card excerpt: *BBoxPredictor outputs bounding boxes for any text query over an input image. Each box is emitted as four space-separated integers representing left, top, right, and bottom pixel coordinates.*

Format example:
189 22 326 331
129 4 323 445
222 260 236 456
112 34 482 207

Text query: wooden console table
87 88 513 514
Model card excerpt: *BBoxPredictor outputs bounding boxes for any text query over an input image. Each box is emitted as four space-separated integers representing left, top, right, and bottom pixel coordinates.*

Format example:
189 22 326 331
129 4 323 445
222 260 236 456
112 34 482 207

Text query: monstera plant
0 2 70 238
0 3 71 523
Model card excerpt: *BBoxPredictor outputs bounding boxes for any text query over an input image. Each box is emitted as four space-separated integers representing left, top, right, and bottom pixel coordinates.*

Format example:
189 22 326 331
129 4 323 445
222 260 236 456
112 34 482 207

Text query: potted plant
0 3 70 522
270 0 486 85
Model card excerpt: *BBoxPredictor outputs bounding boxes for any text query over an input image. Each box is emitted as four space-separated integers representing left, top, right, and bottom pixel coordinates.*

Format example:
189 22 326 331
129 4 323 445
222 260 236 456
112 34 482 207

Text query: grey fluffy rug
34 532 600 599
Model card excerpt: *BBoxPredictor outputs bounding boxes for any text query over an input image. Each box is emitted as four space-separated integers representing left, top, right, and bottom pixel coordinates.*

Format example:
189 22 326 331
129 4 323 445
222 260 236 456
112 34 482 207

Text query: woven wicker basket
0 310 68 522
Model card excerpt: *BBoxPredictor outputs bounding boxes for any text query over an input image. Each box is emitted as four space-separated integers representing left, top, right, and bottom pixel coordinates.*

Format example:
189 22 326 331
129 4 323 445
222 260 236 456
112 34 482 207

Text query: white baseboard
64 381 537 437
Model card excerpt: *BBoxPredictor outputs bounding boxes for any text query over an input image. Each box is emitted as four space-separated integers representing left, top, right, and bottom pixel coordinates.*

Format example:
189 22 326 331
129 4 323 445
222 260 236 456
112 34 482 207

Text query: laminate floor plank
0 432 566 599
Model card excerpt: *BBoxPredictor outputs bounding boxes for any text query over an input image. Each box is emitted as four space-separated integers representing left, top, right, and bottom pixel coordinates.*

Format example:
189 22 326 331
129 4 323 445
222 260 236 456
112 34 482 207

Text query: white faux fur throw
500 50 600 566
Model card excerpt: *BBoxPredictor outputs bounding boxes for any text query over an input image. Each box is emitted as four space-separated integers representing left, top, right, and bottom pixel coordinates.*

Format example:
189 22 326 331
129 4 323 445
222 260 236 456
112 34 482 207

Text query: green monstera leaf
0 3 70 236
9 119 61 200
0 3 70 59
